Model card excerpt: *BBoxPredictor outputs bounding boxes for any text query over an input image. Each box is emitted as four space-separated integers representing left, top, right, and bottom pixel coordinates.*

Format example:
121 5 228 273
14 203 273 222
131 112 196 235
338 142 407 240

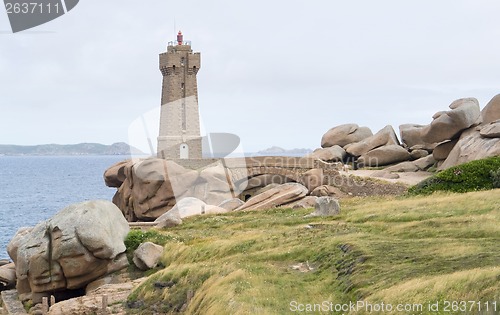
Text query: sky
1 0 500 153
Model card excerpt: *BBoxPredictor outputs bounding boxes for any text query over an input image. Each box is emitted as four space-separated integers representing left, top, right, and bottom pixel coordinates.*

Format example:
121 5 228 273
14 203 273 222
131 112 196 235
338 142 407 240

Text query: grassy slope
127 190 500 315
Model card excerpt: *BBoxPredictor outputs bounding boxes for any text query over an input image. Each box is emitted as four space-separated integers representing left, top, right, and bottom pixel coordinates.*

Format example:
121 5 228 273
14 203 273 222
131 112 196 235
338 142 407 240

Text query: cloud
1 1 500 150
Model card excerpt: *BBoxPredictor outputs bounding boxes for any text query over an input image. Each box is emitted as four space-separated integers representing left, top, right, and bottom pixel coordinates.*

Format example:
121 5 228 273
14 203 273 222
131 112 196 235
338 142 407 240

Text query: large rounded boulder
103 160 133 188
357 145 411 167
107 158 242 221
236 183 309 211
321 124 373 148
438 128 500 170
421 98 482 143
307 145 346 162
110 158 199 221
346 125 400 157
481 94 500 124
399 124 437 150
7 200 129 302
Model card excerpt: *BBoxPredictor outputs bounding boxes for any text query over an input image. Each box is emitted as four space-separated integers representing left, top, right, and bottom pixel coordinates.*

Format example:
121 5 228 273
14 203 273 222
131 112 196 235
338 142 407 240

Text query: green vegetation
23 300 33 312
491 168 500 188
125 230 173 264
409 156 500 195
126 190 500 314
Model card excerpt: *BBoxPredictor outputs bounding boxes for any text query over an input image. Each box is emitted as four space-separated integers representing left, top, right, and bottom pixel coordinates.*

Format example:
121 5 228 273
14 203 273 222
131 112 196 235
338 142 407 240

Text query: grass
126 190 500 314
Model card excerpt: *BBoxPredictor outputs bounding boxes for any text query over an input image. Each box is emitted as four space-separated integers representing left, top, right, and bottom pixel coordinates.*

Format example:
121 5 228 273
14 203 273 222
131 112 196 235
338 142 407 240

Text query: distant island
0 142 146 156
257 146 312 155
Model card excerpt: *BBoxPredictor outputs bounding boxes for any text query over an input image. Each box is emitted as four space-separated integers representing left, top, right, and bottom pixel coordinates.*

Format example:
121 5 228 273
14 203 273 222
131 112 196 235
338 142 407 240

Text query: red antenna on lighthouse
177 31 183 45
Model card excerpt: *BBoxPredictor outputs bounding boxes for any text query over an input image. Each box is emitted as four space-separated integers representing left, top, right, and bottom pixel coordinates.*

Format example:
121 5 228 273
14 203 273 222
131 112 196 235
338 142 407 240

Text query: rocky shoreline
102 94 499 226
310 95 500 173
1 94 499 314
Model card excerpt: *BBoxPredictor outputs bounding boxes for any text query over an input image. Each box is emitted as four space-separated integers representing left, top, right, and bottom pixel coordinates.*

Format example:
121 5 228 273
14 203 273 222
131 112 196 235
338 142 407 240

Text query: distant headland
0 142 145 156
257 146 312 155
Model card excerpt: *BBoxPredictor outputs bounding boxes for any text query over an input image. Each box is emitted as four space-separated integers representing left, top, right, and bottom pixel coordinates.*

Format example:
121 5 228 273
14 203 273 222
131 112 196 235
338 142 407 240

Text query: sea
0 155 128 260
0 152 310 260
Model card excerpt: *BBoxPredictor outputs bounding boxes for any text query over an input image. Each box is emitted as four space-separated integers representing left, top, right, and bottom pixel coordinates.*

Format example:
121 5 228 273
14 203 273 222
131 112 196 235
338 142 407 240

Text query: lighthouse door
180 143 189 159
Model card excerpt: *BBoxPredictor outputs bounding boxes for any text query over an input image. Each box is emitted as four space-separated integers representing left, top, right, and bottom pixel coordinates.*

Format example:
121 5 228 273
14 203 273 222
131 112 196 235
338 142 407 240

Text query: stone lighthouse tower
157 31 202 159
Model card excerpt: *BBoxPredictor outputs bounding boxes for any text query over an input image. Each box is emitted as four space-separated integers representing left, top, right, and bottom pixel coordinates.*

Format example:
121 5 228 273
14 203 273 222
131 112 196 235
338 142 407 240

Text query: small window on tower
181 83 185 89
181 57 185 66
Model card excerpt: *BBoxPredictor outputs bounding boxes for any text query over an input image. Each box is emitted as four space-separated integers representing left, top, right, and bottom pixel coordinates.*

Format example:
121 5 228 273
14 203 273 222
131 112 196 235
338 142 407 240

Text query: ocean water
0 153 309 260
0 156 127 260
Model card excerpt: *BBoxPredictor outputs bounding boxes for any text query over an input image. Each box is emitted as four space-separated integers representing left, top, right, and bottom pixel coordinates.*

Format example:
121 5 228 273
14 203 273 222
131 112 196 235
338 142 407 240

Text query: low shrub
491 168 500 188
408 156 500 195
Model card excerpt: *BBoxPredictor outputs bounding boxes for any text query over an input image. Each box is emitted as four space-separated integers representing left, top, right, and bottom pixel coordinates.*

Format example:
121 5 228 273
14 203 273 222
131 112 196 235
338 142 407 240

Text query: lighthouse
157 31 202 159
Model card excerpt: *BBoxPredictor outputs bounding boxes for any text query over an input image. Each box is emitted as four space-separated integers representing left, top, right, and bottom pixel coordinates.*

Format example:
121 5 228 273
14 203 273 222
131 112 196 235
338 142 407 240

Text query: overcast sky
1 1 500 152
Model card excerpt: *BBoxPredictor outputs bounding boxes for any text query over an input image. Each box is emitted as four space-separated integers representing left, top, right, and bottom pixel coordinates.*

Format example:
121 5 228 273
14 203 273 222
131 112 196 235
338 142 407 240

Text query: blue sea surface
0 156 127 260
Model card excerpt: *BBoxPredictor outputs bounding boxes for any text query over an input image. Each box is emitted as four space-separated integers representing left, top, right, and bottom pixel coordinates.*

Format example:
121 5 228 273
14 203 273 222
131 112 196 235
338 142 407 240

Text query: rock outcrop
378 161 419 173
114 158 200 221
156 215 182 229
47 278 146 315
357 145 411 167
321 124 373 148
109 159 238 221
412 155 437 171
154 197 230 226
198 162 237 206
283 196 318 209
236 183 308 211
218 198 245 211
410 149 429 160
7 200 129 302
238 174 291 193
305 197 340 217
421 98 482 144
0 263 16 290
310 185 343 197
372 155 436 179
103 160 132 188
403 95 500 170
480 120 500 138
133 242 164 271
399 124 435 150
101 95 500 224
346 125 400 157
300 168 324 192
307 145 346 162
313 95 499 172
433 139 458 161
481 94 500 124
433 96 500 170
315 124 414 168
254 183 281 196
438 127 500 170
